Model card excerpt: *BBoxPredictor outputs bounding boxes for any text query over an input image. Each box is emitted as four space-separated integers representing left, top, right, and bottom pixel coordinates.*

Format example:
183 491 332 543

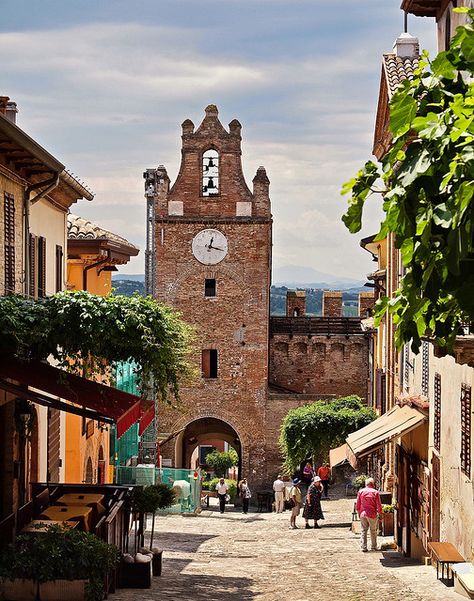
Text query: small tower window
205 278 216 297
202 149 219 196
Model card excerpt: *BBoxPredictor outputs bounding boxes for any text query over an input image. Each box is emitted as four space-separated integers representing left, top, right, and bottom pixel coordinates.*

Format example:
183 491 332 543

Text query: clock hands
205 236 224 252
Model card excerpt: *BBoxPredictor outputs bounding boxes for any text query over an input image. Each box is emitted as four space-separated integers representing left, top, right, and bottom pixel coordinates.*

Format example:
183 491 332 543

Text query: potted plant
0 531 38 601
380 504 395 537
351 474 368 491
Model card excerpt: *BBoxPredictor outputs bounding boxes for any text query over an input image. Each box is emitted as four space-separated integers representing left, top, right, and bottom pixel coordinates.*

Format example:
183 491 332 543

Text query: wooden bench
428 542 465 586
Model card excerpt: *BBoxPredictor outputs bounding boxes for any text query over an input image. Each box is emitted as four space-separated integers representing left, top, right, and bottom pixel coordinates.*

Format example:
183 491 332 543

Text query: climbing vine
342 8 474 353
279 396 376 473
0 291 196 400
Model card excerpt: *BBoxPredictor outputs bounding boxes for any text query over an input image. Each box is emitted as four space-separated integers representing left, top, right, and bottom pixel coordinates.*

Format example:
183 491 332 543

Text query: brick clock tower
146 105 272 487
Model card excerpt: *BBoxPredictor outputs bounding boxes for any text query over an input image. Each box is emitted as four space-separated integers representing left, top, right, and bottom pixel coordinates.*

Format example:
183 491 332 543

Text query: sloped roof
68 214 139 253
383 53 420 97
401 0 440 17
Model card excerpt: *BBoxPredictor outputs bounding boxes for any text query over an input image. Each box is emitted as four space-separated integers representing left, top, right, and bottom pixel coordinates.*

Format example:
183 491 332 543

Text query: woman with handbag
239 478 252 514
303 476 325 529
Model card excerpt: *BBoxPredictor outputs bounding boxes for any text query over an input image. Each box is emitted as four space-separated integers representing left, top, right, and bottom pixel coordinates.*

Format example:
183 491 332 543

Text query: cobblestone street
113 493 461 601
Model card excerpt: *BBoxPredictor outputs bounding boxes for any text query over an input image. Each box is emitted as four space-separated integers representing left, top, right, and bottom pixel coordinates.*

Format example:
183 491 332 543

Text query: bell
204 164 208 172
208 158 215 168
202 185 208 193
207 178 215 189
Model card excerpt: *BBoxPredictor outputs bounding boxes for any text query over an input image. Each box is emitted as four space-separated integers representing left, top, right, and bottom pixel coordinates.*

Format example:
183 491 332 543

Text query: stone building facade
148 106 371 487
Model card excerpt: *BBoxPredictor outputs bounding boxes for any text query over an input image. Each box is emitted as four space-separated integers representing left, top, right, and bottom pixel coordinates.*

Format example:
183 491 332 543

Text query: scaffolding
143 168 157 298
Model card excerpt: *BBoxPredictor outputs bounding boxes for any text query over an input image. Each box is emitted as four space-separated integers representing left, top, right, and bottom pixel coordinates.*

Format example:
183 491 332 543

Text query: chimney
5 101 18 124
393 32 419 58
286 290 306 317
322 291 342 317
358 291 375 318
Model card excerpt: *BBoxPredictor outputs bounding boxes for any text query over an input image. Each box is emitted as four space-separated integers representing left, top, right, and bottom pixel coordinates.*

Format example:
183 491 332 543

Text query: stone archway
175 417 242 478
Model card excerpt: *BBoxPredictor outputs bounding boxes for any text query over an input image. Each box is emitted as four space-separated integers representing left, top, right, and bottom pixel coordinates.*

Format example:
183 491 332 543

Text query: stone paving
113 492 462 601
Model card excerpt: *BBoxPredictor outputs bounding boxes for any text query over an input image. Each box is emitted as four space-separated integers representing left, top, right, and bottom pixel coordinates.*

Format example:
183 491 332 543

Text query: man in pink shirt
356 477 383 552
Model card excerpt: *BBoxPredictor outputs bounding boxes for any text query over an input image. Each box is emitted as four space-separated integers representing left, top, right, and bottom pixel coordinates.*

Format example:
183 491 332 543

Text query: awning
0 355 143 437
329 443 348 469
346 404 427 469
139 405 155 436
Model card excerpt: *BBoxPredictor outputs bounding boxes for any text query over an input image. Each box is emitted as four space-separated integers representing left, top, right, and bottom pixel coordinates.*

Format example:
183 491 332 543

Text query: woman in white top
216 478 229 514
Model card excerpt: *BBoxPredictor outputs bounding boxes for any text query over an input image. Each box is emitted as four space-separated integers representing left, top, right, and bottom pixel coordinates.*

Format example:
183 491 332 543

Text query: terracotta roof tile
383 54 420 97
67 214 139 251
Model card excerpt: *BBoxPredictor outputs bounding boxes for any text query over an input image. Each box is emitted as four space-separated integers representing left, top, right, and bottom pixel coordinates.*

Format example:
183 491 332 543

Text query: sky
0 1 436 282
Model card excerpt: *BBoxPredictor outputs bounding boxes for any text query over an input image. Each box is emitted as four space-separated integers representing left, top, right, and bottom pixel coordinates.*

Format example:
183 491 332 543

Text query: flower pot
0 578 37 601
152 550 163 577
381 512 394 537
39 579 87 601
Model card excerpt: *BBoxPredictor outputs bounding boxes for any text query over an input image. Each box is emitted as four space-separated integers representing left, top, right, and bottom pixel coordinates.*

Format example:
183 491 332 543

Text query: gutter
83 250 111 291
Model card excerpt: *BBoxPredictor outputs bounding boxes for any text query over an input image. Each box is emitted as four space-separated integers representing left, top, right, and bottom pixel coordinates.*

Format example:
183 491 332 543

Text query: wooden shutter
433 373 441 452
55 245 63 292
37 236 46 297
4 193 15 294
461 384 471 477
29 234 37 297
202 350 211 378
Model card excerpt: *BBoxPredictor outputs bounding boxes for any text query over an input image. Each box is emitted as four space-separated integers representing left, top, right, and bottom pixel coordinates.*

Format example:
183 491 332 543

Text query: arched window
202 149 219 196
85 457 93 484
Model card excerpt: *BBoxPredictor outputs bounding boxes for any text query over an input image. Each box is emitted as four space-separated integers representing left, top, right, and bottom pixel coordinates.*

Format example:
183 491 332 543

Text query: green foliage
0 524 119 601
0 291 195 399
279 396 376 473
206 478 238 500
382 504 395 513
352 474 369 490
132 484 176 513
342 9 474 352
205 449 238 477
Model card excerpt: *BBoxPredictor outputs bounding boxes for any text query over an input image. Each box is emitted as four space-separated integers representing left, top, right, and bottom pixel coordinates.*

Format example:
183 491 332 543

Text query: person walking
356 477 383 551
288 478 302 529
317 462 331 499
239 478 251 514
273 474 285 513
216 477 229 514
303 476 325 529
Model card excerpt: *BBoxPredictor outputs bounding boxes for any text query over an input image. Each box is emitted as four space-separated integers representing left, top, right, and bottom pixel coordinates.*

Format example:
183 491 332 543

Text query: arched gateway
150 105 272 489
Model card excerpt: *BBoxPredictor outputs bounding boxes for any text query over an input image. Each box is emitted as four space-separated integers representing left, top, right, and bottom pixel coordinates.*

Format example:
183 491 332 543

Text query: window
202 349 218 378
460 384 471 478
4 192 15 294
202 149 219 196
205 278 216 297
404 345 410 390
55 245 63 292
434 373 441 452
421 341 429 396
37 236 46 297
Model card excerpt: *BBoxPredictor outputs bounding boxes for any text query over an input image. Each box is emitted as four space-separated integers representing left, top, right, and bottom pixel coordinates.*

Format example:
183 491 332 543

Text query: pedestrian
356 477 383 552
273 474 285 513
303 476 325 529
216 477 229 514
288 477 302 529
317 462 331 499
239 478 252 514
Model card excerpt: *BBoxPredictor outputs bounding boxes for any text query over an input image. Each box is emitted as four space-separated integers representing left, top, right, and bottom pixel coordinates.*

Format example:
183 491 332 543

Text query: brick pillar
286 290 306 317
358 291 375 318
322 291 342 317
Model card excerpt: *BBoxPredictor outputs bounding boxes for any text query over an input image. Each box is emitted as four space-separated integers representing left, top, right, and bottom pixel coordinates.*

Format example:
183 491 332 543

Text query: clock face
192 229 228 265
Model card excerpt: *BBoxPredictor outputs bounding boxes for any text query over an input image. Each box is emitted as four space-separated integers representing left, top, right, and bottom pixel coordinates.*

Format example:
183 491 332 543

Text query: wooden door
431 454 441 542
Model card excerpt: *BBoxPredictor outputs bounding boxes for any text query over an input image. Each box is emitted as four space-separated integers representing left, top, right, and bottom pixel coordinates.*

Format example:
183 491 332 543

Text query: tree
0 291 195 400
205 449 238 477
279 396 376 473
342 8 474 353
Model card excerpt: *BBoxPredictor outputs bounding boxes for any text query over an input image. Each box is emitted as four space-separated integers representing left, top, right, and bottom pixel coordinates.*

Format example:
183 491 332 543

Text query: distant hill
112 273 144 282
273 265 362 289
113 279 144 296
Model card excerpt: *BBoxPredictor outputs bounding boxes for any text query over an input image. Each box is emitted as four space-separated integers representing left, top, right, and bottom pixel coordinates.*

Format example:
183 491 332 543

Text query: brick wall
322 290 342 317
358 291 375 318
269 333 369 399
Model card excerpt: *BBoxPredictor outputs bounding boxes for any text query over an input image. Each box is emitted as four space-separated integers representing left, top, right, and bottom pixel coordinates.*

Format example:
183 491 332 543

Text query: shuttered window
202 349 218 379
4 192 15 294
421 341 429 396
434 373 441 453
55 245 63 292
37 236 46 297
29 234 37 297
461 384 471 478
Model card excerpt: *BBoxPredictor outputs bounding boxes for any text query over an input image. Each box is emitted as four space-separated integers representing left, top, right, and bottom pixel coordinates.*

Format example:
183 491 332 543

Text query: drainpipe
23 172 60 296
83 250 110 291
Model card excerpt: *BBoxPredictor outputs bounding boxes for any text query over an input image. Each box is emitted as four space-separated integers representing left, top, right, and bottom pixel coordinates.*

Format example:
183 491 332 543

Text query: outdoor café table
39 505 93 532
428 542 465 586
56 493 106 518
21 519 79 533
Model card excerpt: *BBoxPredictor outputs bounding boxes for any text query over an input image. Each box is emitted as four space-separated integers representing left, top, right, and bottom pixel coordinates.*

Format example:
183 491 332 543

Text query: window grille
404 345 410 389
460 384 471 477
29 234 37 297
434 373 441 452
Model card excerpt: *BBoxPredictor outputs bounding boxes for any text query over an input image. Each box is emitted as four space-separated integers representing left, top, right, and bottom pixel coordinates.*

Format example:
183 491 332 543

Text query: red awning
0 355 143 437
139 405 155 436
